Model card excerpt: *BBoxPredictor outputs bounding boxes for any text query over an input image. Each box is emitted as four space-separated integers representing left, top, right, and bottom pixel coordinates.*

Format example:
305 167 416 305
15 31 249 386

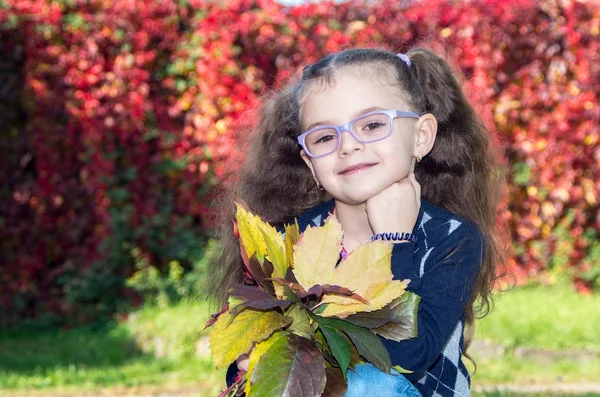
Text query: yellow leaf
292 216 342 289
244 331 287 395
284 220 300 269
236 204 288 290
319 281 409 318
259 221 286 279
330 240 393 292
318 241 409 318
235 203 268 261
209 309 292 369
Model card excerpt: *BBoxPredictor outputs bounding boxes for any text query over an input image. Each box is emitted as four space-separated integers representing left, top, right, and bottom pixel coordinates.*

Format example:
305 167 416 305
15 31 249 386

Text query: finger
237 355 250 371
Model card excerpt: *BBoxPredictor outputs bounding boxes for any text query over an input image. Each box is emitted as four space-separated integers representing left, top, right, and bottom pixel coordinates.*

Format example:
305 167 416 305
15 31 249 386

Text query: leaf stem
217 370 246 397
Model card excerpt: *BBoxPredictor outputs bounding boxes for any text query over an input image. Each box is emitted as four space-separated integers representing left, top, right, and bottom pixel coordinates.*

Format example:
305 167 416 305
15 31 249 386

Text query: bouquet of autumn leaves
206 204 420 397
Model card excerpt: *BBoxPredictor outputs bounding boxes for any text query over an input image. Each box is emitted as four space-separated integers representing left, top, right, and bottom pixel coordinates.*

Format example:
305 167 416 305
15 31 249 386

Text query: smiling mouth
339 163 377 175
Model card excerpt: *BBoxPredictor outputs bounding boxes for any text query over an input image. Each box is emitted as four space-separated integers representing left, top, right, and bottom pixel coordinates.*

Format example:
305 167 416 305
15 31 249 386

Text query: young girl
210 47 505 397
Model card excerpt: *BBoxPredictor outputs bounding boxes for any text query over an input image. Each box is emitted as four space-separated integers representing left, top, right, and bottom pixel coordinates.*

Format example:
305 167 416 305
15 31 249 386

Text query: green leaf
227 296 244 317
281 284 302 303
344 309 392 329
373 292 420 342
286 304 315 339
314 303 329 315
314 329 328 351
344 292 420 342
320 325 351 379
249 333 326 397
245 331 287 395
209 309 292 369
316 316 391 373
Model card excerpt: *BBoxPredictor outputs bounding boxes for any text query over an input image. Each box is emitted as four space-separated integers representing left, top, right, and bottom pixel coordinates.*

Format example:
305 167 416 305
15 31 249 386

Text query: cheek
379 146 413 177
310 158 333 177
383 138 413 162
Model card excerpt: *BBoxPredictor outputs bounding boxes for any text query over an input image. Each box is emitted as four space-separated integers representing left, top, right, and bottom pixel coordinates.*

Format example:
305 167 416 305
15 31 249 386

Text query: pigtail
407 48 484 201
406 48 507 359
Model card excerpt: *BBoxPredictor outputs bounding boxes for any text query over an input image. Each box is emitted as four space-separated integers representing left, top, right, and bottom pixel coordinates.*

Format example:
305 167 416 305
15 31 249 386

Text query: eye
363 121 387 131
314 134 337 144
309 129 338 145
356 113 390 133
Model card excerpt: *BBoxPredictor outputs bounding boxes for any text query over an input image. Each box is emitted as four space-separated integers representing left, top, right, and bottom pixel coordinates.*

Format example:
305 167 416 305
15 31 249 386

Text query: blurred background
0 0 598 396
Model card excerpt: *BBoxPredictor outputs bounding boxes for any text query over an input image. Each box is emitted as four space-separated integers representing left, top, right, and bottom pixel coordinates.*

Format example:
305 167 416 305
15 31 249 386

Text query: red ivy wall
0 0 598 325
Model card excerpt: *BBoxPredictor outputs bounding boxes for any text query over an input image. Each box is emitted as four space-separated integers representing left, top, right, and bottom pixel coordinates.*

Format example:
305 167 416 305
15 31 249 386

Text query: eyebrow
305 106 386 131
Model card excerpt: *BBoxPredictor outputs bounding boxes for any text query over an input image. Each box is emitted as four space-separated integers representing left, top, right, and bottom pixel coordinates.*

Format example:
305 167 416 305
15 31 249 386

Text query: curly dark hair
208 47 507 357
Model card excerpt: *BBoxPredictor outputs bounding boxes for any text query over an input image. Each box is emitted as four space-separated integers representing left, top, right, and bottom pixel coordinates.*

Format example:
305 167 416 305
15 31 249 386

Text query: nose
337 129 364 157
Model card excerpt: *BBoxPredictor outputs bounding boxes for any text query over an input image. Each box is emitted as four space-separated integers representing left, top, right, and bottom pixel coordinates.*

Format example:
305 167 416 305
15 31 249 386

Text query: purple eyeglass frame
297 109 420 158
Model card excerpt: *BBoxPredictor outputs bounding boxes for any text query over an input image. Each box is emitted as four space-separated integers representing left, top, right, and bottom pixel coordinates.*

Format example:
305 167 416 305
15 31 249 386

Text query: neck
333 200 374 252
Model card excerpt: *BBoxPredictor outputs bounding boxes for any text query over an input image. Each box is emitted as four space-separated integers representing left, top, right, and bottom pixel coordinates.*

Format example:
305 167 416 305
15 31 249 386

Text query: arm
383 225 484 379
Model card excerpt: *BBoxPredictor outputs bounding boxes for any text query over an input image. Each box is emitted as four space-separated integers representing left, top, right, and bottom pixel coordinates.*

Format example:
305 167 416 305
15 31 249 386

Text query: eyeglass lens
305 112 391 157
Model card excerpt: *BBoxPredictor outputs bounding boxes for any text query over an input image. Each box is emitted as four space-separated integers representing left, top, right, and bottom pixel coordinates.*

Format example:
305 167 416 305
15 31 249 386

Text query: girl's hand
236 353 250 372
366 172 421 235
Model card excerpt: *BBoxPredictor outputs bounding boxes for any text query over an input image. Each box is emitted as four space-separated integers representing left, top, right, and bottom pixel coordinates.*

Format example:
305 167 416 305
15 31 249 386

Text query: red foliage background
0 0 598 325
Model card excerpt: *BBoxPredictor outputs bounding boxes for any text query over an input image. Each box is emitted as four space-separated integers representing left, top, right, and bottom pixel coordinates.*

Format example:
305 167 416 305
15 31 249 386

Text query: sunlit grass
476 282 600 350
471 282 600 386
470 353 600 385
1 284 599 395
0 299 225 394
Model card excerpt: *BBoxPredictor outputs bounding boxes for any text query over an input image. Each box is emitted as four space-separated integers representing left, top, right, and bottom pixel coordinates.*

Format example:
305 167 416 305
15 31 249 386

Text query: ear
300 150 318 181
413 113 437 158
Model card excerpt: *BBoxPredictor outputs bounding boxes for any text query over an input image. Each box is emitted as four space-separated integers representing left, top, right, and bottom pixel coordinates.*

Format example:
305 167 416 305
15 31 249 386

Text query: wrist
371 232 417 244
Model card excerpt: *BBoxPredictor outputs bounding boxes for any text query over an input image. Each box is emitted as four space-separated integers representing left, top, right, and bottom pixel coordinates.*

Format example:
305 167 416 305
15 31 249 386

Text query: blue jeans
345 363 422 397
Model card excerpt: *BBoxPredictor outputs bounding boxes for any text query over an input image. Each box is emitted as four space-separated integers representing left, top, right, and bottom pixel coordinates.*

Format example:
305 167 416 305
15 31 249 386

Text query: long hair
208 47 506 356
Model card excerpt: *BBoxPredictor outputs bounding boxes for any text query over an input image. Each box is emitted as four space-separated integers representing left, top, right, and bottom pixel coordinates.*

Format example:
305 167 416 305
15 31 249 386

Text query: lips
339 162 378 175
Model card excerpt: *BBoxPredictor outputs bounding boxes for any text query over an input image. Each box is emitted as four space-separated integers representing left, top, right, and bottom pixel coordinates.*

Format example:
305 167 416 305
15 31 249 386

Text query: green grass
476 282 600 350
470 282 600 386
0 299 225 394
471 353 600 384
1 284 599 396
0 356 216 390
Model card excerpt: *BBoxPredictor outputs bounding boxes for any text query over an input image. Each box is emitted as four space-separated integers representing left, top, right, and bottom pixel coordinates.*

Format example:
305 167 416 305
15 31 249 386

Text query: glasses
298 109 420 158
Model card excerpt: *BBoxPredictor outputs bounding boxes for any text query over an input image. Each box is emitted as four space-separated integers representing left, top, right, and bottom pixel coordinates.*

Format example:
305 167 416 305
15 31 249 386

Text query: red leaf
228 283 292 315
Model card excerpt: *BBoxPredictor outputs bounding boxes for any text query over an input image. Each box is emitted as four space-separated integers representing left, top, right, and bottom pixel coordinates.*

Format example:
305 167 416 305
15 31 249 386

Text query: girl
210 47 505 397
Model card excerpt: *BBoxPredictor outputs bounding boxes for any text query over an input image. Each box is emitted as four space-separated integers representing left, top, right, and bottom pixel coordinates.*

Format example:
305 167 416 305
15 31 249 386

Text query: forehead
299 66 409 128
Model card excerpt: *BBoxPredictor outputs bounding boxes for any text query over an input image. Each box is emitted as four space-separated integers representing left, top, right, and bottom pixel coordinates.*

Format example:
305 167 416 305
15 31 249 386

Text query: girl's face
300 69 421 206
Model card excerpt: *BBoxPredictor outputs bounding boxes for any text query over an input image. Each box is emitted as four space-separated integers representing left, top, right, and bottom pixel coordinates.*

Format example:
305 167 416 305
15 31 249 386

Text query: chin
339 188 382 206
